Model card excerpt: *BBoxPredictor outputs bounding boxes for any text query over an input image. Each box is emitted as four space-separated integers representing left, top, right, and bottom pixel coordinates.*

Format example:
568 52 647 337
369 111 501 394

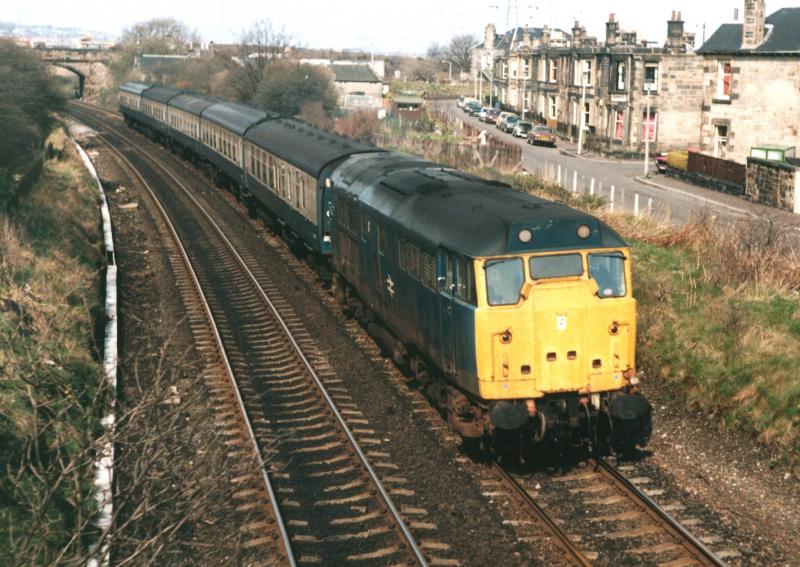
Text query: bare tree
119 18 200 54
426 42 444 60
230 20 294 103
446 34 478 73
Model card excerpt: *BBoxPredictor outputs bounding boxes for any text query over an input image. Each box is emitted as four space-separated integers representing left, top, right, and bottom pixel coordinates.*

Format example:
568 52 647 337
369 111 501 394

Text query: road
435 101 800 240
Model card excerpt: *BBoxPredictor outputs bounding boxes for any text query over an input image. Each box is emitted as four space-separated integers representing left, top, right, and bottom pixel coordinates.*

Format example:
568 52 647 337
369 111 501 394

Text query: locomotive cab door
438 249 457 376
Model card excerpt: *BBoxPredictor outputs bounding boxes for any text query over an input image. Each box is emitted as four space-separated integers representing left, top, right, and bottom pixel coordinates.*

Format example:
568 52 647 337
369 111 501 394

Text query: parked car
464 101 481 115
499 115 520 133
655 154 669 173
457 95 465 108
478 107 492 121
512 121 533 138
527 125 557 147
483 108 500 123
496 112 518 129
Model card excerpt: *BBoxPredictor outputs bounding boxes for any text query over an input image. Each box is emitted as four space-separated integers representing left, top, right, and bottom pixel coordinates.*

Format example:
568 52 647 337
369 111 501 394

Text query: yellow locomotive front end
447 236 650 454
473 249 636 398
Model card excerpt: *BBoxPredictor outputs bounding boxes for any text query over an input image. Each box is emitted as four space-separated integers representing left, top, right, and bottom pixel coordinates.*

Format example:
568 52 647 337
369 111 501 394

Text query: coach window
361 216 369 242
485 257 524 306
299 176 306 209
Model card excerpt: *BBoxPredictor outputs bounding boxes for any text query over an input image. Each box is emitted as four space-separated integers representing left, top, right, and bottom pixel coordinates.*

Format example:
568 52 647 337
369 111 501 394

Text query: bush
666 150 689 171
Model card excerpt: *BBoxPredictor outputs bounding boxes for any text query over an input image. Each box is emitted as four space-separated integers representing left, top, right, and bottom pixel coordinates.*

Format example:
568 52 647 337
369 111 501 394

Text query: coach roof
245 118 380 177
169 93 219 115
142 85 182 104
203 102 277 135
119 82 152 95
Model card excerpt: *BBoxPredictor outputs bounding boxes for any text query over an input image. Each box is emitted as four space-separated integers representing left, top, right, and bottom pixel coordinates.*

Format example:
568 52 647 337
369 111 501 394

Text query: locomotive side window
376 225 385 255
530 253 583 280
456 256 476 304
589 252 626 298
485 258 524 306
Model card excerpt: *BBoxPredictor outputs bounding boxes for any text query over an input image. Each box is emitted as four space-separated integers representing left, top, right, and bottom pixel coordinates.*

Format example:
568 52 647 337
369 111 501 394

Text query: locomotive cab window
589 252 626 298
530 254 583 280
485 258 524 306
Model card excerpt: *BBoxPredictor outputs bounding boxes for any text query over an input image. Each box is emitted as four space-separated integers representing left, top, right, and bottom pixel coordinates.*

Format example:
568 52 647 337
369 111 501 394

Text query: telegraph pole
577 67 587 155
643 88 651 177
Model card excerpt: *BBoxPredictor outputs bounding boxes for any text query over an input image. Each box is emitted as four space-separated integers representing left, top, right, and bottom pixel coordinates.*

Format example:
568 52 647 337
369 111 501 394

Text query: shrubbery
0 40 64 206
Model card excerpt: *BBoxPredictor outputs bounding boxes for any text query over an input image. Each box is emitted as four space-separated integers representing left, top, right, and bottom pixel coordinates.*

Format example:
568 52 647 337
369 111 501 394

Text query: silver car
512 121 533 138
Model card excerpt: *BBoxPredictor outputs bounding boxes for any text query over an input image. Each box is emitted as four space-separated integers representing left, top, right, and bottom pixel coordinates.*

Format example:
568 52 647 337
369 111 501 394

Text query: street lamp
577 65 588 156
441 60 453 83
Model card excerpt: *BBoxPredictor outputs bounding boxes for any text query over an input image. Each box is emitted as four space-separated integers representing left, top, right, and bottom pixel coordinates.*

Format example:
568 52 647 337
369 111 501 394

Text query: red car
483 108 500 124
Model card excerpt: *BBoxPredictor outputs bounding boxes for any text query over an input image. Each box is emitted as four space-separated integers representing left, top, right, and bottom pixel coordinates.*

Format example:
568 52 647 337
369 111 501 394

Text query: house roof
329 64 380 83
698 8 800 54
475 26 572 49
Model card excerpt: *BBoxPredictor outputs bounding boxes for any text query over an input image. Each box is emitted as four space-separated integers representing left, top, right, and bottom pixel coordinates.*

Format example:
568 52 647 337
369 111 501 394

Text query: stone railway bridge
37 47 117 98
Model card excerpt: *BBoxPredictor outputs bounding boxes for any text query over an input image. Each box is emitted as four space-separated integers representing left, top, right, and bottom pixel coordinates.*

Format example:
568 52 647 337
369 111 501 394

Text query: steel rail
80 123 297 566
589 457 727 567
72 104 429 566
492 463 594 567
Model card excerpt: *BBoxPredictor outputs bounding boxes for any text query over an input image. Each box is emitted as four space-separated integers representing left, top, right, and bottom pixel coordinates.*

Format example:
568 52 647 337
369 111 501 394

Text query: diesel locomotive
117 82 651 455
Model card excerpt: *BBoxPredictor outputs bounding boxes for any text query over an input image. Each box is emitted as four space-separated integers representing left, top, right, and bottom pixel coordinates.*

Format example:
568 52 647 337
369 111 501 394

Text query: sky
3 0 798 54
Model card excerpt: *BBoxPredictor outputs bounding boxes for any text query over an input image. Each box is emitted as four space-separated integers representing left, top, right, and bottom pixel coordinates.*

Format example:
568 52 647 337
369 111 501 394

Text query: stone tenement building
480 0 800 164
487 12 702 157
696 2 800 164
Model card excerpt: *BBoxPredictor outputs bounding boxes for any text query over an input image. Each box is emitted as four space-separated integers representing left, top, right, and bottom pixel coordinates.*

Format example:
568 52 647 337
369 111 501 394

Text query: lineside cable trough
73 139 117 567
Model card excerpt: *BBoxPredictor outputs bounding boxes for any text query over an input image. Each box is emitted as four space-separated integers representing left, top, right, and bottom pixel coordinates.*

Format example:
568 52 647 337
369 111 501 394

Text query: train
117 82 652 456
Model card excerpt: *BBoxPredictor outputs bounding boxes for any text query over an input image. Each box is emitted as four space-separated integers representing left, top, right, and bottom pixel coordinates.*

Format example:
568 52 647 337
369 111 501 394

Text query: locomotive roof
202 102 277 135
169 93 219 115
335 157 626 257
245 118 380 177
119 82 152 95
142 85 183 104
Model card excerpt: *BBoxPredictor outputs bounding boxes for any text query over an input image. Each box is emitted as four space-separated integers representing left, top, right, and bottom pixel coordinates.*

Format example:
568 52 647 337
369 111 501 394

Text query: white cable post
557 164 562 186
634 193 640 216
647 197 653 216
590 178 595 196
610 185 615 212
572 171 578 193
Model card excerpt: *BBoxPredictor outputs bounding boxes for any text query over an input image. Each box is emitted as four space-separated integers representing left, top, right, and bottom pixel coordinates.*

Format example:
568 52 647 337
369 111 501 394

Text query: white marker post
634 193 640 216
573 171 578 193
589 178 595 196
609 185 615 212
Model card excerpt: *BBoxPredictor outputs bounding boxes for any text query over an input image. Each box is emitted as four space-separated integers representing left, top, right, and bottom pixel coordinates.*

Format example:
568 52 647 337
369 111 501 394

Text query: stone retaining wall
745 157 800 214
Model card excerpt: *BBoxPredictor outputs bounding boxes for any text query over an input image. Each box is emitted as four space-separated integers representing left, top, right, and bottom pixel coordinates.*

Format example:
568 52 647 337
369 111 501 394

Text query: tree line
0 40 65 206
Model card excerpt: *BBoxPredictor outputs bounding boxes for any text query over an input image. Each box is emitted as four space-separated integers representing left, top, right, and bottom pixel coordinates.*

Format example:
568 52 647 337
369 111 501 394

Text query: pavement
435 100 800 239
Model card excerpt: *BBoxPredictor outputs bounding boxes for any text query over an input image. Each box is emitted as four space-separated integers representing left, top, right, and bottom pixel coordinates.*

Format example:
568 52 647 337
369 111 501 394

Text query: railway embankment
0 129 105 564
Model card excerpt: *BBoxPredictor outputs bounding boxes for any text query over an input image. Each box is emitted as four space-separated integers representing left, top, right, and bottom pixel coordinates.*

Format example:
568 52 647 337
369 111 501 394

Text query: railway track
488 456 729 566
69 104 432 566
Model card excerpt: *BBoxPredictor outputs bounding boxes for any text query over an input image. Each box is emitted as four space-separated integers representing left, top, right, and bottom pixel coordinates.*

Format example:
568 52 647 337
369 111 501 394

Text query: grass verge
0 128 106 563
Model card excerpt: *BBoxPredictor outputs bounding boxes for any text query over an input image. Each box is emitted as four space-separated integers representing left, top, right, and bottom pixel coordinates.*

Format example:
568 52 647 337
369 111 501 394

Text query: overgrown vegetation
0 40 65 206
0 130 105 564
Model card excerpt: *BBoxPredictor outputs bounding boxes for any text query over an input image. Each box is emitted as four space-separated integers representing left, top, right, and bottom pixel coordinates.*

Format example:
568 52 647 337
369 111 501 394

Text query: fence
376 110 523 172
688 151 746 188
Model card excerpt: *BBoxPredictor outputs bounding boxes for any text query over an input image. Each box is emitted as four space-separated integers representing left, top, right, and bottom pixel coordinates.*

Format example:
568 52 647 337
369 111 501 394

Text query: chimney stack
742 0 766 48
666 10 685 50
606 13 620 46
572 20 584 48
542 25 551 47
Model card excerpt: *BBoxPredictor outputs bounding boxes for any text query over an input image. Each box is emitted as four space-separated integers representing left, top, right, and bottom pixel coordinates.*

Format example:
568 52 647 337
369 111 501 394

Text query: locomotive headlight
577 224 591 239
325 177 332 188
518 229 533 243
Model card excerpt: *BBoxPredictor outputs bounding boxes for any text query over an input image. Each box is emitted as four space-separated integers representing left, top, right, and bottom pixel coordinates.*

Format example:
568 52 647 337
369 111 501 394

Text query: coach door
438 249 457 375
